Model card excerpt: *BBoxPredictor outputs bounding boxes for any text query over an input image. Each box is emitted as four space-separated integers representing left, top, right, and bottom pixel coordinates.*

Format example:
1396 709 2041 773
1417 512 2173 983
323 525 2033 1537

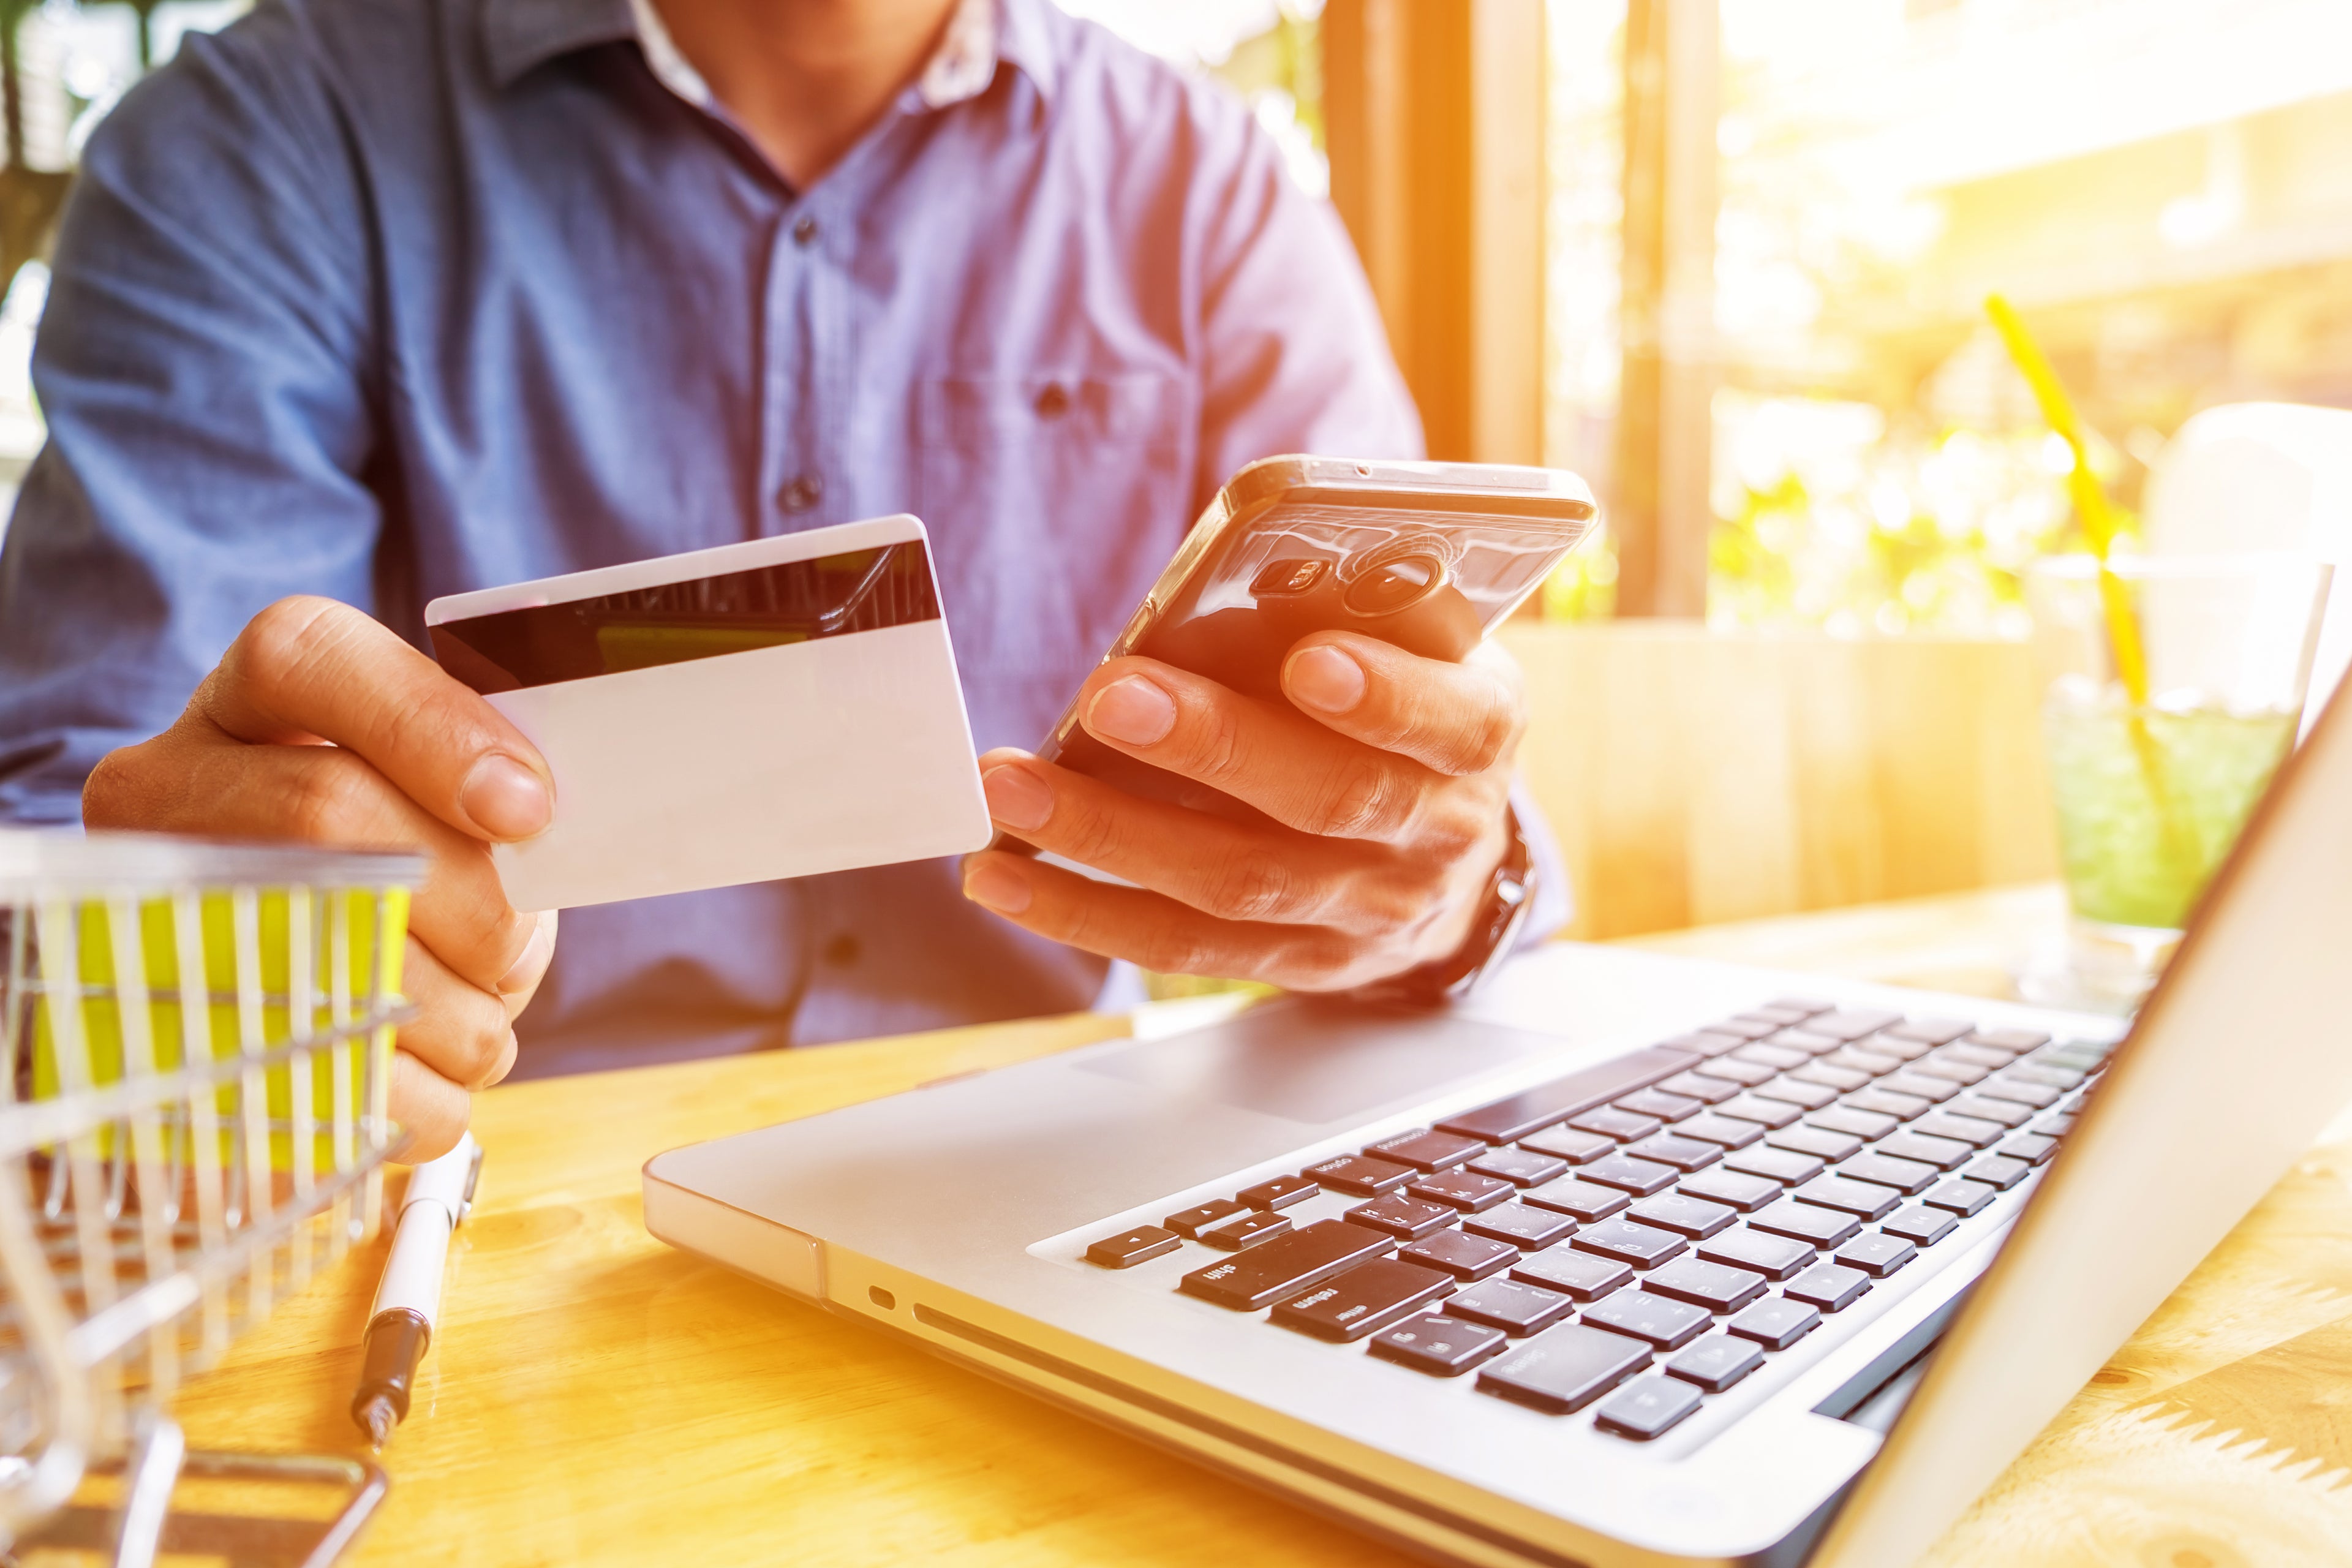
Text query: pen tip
355 1394 396 1452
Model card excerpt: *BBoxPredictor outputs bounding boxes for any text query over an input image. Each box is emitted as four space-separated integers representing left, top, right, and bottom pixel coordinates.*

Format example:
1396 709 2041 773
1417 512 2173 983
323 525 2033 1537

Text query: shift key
1180 1221 1394 1311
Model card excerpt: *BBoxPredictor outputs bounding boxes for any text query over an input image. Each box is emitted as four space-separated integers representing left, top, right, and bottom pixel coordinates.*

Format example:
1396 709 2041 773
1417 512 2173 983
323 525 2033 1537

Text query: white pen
350 1131 483 1449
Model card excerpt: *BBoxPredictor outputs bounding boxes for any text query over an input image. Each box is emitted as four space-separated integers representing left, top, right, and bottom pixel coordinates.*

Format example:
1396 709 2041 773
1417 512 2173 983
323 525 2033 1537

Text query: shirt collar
484 0 1058 109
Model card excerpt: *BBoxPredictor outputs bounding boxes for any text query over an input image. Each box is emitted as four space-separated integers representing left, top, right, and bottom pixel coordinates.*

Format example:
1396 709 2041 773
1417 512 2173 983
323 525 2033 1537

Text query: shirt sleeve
0 13 380 823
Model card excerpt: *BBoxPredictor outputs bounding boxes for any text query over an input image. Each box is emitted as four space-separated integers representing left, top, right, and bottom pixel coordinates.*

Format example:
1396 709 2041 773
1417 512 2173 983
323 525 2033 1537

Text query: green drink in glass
2028 555 2333 1008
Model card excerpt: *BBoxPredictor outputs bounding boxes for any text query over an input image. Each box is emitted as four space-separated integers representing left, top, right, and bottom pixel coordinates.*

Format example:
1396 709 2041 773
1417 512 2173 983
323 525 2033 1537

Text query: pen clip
457 1140 486 1224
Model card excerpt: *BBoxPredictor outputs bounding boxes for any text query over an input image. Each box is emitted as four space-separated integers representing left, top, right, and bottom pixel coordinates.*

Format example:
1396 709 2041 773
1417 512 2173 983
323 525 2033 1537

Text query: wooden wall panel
1500 623 2059 939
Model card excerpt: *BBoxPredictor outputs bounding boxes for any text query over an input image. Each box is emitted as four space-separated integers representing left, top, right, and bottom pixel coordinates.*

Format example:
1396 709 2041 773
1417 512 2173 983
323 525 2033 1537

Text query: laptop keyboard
1079 999 2106 1443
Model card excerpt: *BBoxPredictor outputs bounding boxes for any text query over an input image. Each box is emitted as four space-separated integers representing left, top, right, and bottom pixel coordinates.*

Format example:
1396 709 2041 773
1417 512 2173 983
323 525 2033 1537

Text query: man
0 0 1556 1158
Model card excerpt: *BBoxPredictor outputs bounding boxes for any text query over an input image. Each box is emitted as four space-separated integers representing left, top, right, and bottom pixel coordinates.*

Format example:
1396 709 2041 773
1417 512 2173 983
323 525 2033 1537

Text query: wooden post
1614 0 1718 617
1325 0 1544 466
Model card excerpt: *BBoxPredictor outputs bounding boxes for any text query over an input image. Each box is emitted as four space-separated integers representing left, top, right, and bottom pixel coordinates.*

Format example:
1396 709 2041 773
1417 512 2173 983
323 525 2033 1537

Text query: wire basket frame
0 829 424 1561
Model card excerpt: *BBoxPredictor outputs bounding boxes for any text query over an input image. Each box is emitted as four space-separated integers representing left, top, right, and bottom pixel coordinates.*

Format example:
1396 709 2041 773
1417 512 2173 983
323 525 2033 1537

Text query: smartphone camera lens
1341 552 1448 617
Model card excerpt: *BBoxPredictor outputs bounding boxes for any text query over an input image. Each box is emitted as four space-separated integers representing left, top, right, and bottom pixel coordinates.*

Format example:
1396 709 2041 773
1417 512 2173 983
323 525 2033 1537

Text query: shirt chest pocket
914 372 1191 739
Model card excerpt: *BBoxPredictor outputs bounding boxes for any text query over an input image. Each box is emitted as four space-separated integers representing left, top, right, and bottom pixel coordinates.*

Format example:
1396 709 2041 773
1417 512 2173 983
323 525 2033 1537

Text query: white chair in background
2140 402 2352 739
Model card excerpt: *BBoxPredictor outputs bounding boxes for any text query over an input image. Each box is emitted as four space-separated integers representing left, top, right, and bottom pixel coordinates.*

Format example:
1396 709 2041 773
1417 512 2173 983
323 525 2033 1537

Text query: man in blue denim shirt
0 0 1559 1155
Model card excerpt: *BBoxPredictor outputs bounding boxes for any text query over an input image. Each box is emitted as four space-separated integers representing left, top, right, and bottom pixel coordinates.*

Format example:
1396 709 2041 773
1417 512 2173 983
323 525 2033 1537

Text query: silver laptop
642 675 2351 1568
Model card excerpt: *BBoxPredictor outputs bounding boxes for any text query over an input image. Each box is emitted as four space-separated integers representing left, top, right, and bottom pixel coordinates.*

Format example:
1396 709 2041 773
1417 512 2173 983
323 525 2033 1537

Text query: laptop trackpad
1077 1000 1568 1126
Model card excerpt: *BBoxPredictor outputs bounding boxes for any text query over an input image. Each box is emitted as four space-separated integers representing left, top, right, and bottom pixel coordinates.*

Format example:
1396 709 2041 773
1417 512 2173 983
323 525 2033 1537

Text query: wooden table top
145 886 2352 1567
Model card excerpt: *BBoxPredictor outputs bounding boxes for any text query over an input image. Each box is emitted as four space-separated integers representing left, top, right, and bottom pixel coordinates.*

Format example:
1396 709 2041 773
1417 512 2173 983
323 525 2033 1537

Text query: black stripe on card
430 540 941 693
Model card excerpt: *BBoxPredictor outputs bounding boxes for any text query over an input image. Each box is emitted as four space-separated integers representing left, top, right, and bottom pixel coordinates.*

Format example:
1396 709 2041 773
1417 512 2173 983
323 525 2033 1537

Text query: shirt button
1033 382 1071 417
779 473 823 513
791 214 818 248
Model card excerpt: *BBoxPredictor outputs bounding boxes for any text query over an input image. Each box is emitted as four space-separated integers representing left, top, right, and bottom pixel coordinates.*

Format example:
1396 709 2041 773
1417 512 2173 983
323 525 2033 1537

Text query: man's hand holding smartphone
961 630 1523 989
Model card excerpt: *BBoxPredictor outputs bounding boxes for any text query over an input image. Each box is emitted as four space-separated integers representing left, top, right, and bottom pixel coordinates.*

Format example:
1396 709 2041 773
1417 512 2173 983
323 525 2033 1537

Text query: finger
202 595 554 843
388 1047 473 1164
396 937 519 1091
1072 657 1439 845
1281 633 1525 777
978 747 1413 937
89 731 540 995
959 848 1381 990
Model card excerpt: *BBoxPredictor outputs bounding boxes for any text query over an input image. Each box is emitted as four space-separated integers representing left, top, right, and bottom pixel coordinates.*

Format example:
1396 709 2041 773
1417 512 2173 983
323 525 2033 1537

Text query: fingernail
1286 646 1366 714
1087 675 1176 746
962 858 1033 914
462 755 552 840
982 766 1054 832
497 916 554 995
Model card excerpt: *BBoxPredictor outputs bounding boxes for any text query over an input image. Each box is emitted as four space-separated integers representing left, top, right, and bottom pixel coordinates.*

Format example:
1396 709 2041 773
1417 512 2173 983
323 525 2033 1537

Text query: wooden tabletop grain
140 888 2352 1567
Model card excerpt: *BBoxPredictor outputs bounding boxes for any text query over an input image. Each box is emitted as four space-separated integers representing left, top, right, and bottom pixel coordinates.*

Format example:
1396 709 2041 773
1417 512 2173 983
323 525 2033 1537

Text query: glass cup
2023 552 2335 1011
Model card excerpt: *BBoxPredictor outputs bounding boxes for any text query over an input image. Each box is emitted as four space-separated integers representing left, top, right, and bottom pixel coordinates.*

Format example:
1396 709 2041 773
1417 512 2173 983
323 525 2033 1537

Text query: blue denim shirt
0 0 1544 1076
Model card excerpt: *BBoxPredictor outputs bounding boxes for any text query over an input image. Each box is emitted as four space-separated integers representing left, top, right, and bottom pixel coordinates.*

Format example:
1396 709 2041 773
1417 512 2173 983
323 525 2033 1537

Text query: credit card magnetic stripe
429 540 942 694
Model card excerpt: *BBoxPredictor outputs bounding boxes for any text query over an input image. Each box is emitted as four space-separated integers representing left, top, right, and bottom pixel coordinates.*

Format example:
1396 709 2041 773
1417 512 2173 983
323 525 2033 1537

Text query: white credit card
424 515 990 911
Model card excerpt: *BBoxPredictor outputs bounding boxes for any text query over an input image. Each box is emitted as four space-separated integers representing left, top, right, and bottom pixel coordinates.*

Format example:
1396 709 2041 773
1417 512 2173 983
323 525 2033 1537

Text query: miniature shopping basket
0 828 423 1567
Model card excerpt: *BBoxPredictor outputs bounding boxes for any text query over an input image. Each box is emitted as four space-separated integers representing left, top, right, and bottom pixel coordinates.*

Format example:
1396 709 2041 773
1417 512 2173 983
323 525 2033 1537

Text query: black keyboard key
1947 1095 2034 1129
1302 1154 1414 1195
1752 1079 1839 1110
1882 1205 1958 1246
1345 1193 1459 1240
1785 1263 1872 1311
1569 1106 1664 1142
1625 1133 1722 1172
1714 1094 1801 1128
1671 1114 1764 1150
1434 1046 1702 1144
1792 1061 1872 1093
1912 1112 2005 1148
1584 1289 1712 1349
1665 1333 1765 1392
1842 1087 1931 1121
1999 1133 2058 1165
1409 1170 1517 1213
1572 1217 1688 1269
1909 1057 1989 1088
1697 1057 1777 1088
1734 1042 1810 1072
1643 1257 1768 1313
1180 1221 1393 1310
1659 1030 1747 1058
1578 1155 1679 1196
1771 1028 1845 1058
1368 1313 1508 1376
1791 1175 1901 1220
1674 1169 1782 1213
1446 1276 1576 1336
1240 1175 1319 1210
1202 1210 1294 1250
1826 1044 1903 1077
2009 1063 2086 1091
1617 1088 1703 1121
1834 1233 1917 1277
1087 1226 1183 1268
1747 1199 1861 1248
1163 1198 1247 1238
1521 1177 1630 1223
1806 1009 1903 1041
1881 1072 1961 1104
1723 1146 1824 1185
1744 1005 1818 1027
1468 1147 1570 1188
1706 1017 1784 1041
1767 1125 1863 1161
1519 1126 1617 1164
1463 1202 1578 1251
1920 1178 1997 1216
1965 1154 2033 1189
1695 1228 1814 1281
1938 1043 2013 1072
1888 1017 1974 1046
1862 1031 1934 1062
1512 1248 1634 1302
1970 1027 2050 1054
1726 1296 1820 1349
1365 1129 1485 1172
1594 1374 1705 1439
1975 1077 2062 1110
2035 1111 2078 1137
1271 1259 1454 1341
1400 1229 1520 1281
1877 1130 1974 1169
1628 1193 1738 1239
1807 1106 1898 1141
1477 1322 1653 1413
1838 1152 1939 1196
1656 1071 1742 1105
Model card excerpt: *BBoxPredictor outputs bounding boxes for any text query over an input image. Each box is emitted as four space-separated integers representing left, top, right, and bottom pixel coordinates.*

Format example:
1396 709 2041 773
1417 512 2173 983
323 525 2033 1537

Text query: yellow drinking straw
1983 293 2150 707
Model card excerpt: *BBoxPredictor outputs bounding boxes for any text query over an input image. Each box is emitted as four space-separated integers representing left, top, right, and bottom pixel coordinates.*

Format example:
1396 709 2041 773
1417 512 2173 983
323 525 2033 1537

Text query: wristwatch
1354 805 1537 1006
